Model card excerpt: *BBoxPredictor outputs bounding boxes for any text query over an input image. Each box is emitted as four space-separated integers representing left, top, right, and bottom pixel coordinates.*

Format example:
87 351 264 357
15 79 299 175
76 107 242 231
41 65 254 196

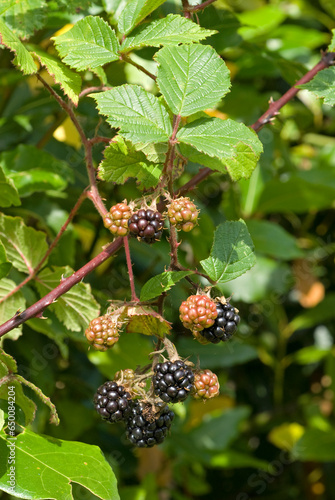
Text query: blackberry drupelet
126 402 174 448
198 302 240 343
128 209 164 244
153 360 194 403
94 381 132 423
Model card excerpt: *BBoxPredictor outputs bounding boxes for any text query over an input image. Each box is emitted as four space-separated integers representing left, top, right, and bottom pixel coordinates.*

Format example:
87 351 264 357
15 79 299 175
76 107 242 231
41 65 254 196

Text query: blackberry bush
94 381 132 423
126 402 174 448
104 202 132 236
85 315 121 351
153 360 194 403
128 209 164 244
167 197 199 232
197 301 240 344
192 369 220 400
179 295 218 332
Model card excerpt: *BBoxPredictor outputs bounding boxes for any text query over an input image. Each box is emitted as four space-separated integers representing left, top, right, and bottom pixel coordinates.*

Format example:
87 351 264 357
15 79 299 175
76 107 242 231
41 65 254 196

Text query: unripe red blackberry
153 360 194 403
94 381 132 422
85 315 120 351
179 295 217 332
126 402 174 447
167 197 199 232
128 209 164 244
104 202 132 236
192 369 220 400
199 301 240 343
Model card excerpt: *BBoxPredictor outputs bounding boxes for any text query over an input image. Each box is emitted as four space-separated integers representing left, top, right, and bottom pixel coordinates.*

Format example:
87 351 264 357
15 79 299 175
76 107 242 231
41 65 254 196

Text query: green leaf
0 165 20 208
134 141 168 163
53 15 120 71
0 0 47 39
30 47 81 106
156 44 230 117
177 338 258 369
329 28 335 51
290 294 335 333
91 85 172 144
0 144 73 197
140 271 193 301
177 118 263 180
0 347 17 374
246 220 303 260
200 220 256 283
291 346 330 365
34 267 100 332
98 136 163 189
0 428 120 499
298 67 335 107
0 214 48 273
0 379 36 426
121 14 216 52
189 407 250 451
0 410 4 432
0 279 26 341
0 241 11 280
292 428 335 462
16 375 59 425
118 0 166 35
0 18 36 75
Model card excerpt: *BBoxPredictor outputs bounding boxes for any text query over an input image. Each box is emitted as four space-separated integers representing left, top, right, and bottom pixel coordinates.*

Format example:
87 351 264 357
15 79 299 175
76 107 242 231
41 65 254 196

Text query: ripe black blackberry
153 360 194 403
128 209 164 244
198 302 240 343
126 402 174 448
94 381 132 423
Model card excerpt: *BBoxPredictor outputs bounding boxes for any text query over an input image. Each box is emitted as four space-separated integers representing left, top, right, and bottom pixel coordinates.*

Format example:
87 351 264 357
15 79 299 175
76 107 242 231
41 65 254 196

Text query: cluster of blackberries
128 209 164 244
94 381 175 448
153 360 194 403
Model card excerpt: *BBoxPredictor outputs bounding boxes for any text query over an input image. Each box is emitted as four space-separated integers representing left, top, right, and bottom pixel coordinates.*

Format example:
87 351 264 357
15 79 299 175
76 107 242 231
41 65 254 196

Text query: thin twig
181 0 192 19
183 0 217 11
79 86 113 99
0 238 124 338
119 54 157 81
36 73 108 218
123 236 139 302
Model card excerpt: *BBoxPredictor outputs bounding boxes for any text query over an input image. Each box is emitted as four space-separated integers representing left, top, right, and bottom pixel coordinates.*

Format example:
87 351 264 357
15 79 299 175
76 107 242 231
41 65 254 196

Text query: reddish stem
251 52 335 132
79 86 113 99
0 238 124 338
181 0 192 19
123 236 139 302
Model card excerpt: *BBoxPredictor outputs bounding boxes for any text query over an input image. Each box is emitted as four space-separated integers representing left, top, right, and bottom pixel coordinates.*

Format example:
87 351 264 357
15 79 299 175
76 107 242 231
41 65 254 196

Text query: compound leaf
0 214 48 274
121 14 216 52
98 136 163 189
118 0 166 35
156 44 230 116
200 220 256 283
53 16 120 71
91 85 172 144
34 267 100 332
140 271 194 301
177 118 263 180
0 18 36 74
0 428 119 500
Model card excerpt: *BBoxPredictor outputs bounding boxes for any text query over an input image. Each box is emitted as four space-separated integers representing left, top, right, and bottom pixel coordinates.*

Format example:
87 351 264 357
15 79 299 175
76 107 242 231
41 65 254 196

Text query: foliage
0 0 335 499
